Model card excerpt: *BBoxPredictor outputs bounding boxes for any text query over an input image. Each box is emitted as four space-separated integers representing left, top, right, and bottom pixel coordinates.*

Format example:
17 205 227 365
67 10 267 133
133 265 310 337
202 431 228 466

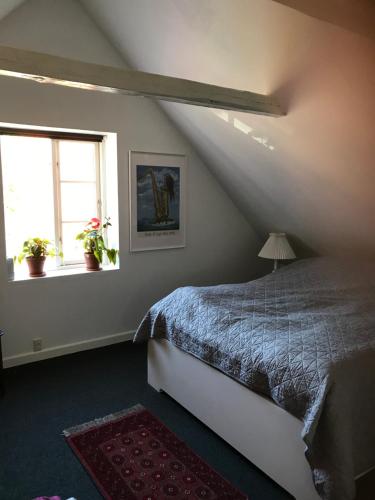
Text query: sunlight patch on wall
211 110 276 151
211 109 229 122
234 118 253 135
251 135 275 151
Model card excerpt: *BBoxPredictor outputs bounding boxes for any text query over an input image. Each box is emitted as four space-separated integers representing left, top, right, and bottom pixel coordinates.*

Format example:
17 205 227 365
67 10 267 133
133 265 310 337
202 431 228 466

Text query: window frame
0 128 104 269
52 139 103 266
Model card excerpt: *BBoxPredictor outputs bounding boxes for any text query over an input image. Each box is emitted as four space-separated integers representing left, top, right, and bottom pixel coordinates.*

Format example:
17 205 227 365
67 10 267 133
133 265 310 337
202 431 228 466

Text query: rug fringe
62 404 145 437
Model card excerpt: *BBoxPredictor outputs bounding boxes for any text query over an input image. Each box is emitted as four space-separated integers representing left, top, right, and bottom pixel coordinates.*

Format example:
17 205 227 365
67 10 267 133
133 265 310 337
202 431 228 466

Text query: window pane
1 136 56 267
62 222 85 263
59 141 97 181
60 182 97 222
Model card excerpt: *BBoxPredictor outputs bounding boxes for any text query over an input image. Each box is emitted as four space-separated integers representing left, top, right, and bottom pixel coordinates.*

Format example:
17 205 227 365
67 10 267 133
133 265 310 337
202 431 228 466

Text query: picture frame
129 151 187 252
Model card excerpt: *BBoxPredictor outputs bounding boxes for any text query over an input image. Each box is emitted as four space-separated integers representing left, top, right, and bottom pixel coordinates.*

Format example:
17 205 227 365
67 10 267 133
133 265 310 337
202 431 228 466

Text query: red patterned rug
64 404 247 500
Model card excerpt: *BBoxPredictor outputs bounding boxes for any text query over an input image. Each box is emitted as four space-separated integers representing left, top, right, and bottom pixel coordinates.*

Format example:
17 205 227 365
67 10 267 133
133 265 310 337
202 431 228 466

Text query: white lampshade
258 233 296 260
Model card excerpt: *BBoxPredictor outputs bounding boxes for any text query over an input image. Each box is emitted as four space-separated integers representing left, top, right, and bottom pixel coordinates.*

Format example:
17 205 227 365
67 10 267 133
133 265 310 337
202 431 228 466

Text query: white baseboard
3 330 135 368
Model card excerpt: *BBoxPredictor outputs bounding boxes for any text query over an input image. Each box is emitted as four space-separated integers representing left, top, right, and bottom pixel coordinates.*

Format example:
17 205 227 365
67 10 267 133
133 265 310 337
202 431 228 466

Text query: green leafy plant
76 217 118 265
16 237 62 264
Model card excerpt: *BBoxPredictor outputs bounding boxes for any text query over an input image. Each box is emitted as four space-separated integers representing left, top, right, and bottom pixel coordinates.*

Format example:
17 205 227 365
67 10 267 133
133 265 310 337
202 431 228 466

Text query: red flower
86 217 101 230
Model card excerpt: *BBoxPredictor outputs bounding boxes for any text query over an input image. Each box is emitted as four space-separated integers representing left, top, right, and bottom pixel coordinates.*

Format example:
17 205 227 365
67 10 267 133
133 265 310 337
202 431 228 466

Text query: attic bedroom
0 1 374 500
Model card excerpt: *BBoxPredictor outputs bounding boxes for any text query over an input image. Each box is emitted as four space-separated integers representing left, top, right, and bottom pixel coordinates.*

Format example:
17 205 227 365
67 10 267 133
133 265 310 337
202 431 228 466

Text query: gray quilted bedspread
134 257 375 500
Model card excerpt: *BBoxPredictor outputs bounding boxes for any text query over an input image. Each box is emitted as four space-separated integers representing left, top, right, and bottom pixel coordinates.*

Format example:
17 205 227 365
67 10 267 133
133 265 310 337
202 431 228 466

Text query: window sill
8 264 120 283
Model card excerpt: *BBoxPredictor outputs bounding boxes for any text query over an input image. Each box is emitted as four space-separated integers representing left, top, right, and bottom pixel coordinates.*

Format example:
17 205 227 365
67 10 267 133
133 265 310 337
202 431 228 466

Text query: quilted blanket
134 257 375 500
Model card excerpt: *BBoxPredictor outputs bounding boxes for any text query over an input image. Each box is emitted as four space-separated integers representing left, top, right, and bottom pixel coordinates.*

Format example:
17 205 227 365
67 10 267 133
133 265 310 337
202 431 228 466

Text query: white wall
0 0 261 364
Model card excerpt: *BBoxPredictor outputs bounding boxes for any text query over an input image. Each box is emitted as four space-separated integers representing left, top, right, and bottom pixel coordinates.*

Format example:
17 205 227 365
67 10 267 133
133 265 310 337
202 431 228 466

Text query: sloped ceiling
0 0 25 21
274 0 375 40
79 0 375 257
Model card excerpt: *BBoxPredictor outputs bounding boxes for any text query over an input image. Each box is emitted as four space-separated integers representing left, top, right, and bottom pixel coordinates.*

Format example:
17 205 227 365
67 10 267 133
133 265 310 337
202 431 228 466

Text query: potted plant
76 217 118 271
16 238 62 277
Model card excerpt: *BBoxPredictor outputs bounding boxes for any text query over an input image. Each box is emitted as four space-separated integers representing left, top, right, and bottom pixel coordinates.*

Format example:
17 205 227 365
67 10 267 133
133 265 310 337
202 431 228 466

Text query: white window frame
0 125 118 280
52 139 102 267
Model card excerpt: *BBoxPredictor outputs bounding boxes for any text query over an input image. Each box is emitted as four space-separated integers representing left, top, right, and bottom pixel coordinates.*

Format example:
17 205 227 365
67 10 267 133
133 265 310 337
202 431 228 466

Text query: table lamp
258 232 296 272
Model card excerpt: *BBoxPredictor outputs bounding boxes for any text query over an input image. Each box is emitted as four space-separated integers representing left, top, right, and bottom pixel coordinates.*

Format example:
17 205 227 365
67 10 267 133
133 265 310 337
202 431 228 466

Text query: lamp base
272 259 278 272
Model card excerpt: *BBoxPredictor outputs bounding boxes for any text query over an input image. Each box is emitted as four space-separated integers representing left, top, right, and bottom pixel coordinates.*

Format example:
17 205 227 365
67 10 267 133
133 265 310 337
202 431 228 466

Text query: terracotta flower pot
26 256 46 277
84 252 102 271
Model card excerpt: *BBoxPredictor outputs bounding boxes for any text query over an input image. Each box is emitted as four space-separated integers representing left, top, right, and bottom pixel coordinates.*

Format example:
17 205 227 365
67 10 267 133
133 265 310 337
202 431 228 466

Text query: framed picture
129 151 186 252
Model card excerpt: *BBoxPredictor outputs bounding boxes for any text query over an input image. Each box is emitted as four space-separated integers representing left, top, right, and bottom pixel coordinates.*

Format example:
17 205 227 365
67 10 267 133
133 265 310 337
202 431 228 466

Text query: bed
134 257 375 500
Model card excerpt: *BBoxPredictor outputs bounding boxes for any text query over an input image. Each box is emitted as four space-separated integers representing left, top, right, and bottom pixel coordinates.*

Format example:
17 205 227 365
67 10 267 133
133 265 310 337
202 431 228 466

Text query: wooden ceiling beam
0 46 284 117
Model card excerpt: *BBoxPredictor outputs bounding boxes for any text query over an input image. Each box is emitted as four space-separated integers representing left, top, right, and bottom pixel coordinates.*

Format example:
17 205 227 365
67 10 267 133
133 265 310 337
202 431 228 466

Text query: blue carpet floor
0 341 296 499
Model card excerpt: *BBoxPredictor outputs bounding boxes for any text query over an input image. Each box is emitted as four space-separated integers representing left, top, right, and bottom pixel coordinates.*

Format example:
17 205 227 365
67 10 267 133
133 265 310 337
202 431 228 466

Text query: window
1 128 105 270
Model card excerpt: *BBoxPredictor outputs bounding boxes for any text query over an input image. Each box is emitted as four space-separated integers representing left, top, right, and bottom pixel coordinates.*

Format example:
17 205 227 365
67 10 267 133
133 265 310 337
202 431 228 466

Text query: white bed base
148 339 321 500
